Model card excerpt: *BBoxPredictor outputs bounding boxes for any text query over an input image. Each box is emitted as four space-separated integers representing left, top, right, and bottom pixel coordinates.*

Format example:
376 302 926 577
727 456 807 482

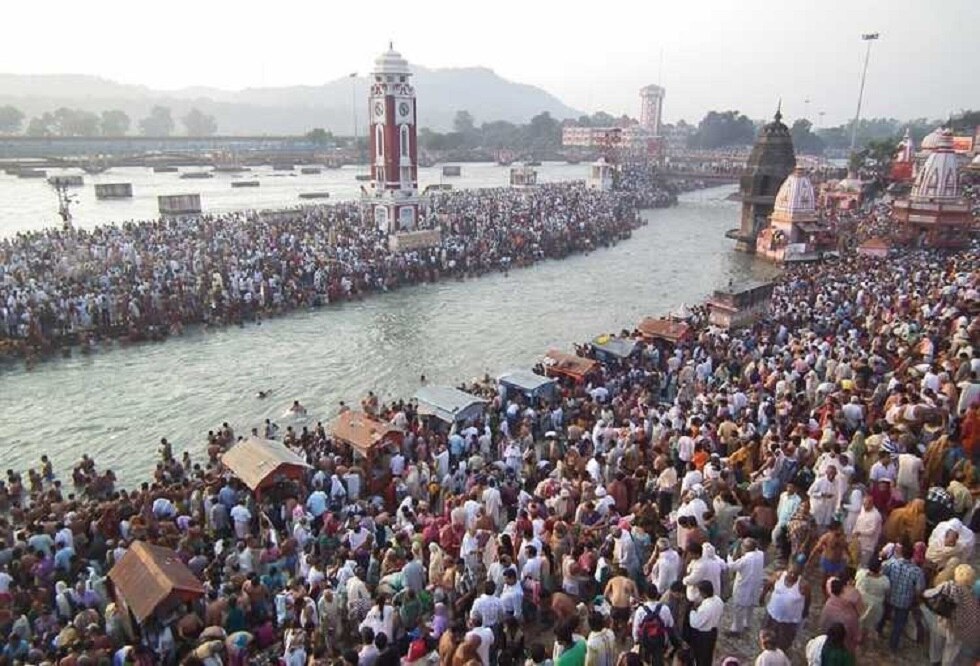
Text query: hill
0 68 583 135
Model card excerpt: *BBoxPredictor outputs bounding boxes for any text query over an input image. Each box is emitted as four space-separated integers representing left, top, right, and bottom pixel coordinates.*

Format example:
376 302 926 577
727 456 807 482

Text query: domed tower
893 128 972 248
756 166 823 262
366 43 419 234
733 106 797 253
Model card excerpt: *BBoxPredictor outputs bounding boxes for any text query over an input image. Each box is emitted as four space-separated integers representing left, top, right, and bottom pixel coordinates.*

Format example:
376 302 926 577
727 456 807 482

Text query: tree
790 118 825 155
181 108 217 136
849 137 900 177
950 110 980 133
453 110 476 135
100 109 130 136
687 110 756 149
306 128 333 146
139 106 175 136
0 105 24 134
45 107 99 136
26 113 56 137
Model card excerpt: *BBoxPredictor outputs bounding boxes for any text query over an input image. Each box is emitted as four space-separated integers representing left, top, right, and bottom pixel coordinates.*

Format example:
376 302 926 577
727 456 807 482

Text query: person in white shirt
230 502 252 540
471 581 504 629
807 466 841 528
727 538 765 635
646 538 680 598
682 542 723 602
754 628 792 666
630 595 674 663
868 452 897 484
688 580 724 666
465 611 495 666
895 452 923 501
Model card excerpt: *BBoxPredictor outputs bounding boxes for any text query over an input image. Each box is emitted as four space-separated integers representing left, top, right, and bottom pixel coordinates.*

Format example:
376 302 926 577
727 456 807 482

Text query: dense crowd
0 181 667 359
2 204 980 666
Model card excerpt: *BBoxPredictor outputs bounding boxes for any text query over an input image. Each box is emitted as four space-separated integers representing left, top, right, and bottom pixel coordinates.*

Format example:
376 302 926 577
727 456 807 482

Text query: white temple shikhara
893 128 972 248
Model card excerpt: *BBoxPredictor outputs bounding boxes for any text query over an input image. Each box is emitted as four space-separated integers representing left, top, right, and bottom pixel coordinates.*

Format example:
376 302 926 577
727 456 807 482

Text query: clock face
398 102 410 117
374 102 384 118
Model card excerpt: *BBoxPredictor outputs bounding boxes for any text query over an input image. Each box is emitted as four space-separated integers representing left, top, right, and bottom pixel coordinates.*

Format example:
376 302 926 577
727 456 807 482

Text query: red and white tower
367 43 419 233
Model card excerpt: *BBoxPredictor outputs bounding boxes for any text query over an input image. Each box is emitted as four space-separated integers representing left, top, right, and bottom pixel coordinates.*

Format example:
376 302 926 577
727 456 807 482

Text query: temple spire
774 98 782 124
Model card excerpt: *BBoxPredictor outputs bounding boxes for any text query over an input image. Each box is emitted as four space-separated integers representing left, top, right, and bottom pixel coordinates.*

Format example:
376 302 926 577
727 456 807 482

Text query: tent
220 436 311 493
330 410 404 459
414 385 488 424
542 349 600 383
108 541 205 623
636 317 693 345
590 335 640 363
497 370 558 401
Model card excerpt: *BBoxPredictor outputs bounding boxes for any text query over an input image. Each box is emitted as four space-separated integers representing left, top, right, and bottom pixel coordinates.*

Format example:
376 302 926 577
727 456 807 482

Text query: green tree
139 106 175 136
100 109 131 136
589 111 616 127
306 127 333 146
687 110 756 149
453 110 476 135
49 107 100 136
790 118 825 155
950 110 980 133
26 113 56 137
181 108 218 136
0 105 24 134
849 137 900 177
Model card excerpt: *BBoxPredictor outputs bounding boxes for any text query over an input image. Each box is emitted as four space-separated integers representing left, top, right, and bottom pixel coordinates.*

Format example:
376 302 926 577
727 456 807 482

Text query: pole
849 33 879 156
350 73 358 164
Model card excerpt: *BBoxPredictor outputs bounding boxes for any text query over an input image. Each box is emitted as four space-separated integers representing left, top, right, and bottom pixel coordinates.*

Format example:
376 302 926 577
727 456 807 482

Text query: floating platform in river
158 194 202 216
298 192 330 199
272 164 294 171
48 175 84 187
152 165 179 173
17 169 47 179
441 165 461 177
213 165 250 173
231 180 260 188
180 171 214 180
354 174 371 182
95 183 133 199
300 167 321 175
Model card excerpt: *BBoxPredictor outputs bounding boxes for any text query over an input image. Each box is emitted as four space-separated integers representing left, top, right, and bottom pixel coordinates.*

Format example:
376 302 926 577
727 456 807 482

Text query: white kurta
727 549 765 607
808 476 839 527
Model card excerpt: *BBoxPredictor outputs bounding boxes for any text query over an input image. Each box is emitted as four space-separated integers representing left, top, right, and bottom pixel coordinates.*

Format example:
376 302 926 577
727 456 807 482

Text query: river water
0 162 587 235
0 183 778 484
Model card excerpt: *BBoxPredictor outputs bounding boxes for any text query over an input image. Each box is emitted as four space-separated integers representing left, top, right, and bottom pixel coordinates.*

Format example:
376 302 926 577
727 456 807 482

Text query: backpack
638 603 667 651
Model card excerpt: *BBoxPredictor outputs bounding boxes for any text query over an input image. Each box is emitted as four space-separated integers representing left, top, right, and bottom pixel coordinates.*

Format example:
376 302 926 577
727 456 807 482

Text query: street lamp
349 72 358 162
849 32 880 156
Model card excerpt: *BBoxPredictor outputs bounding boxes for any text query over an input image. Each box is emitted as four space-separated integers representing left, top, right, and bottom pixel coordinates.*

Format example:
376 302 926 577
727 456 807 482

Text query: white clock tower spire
365 43 419 234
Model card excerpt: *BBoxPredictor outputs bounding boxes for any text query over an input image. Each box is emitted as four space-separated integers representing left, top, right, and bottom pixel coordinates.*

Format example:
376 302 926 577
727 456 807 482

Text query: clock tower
366 43 419 233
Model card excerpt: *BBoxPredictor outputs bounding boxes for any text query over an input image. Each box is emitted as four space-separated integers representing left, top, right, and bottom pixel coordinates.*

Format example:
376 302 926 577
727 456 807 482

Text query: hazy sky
3 0 977 126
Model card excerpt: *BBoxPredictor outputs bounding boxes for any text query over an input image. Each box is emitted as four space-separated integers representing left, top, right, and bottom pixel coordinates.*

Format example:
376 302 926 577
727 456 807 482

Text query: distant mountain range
0 69 583 135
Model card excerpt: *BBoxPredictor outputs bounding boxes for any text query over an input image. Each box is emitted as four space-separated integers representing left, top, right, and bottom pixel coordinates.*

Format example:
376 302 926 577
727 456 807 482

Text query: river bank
0 185 766 483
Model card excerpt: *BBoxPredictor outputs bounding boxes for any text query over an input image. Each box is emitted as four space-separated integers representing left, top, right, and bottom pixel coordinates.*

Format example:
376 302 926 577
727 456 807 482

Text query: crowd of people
0 180 674 360
1 195 980 666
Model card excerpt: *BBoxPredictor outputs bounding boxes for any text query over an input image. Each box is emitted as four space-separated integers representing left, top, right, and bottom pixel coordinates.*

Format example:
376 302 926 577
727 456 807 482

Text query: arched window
400 125 409 158
376 126 384 158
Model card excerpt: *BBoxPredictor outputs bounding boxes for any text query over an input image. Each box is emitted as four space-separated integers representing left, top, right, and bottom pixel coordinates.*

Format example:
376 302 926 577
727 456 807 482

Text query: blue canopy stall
414 385 488 425
497 370 558 402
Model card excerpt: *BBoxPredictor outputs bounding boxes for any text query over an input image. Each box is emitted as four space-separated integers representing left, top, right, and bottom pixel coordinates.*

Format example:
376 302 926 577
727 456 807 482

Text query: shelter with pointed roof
107 541 205 624
731 105 797 253
893 128 973 248
220 436 311 494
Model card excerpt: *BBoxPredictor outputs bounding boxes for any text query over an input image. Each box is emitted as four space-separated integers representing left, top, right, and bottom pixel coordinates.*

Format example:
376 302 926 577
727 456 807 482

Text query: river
0 184 778 484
